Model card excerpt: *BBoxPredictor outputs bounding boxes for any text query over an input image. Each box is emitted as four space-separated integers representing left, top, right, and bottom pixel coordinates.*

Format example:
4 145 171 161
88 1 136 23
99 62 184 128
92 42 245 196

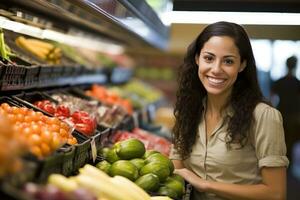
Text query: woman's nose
211 61 223 73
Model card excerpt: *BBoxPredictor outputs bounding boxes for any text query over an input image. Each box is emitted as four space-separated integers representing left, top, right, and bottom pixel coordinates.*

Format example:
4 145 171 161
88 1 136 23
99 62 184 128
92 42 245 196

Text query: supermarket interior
0 0 300 200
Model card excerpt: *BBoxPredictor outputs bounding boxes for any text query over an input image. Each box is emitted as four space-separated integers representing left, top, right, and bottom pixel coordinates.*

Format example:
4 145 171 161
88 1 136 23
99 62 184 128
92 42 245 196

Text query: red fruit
56 105 70 117
75 123 93 136
43 103 56 115
71 111 89 123
34 101 44 108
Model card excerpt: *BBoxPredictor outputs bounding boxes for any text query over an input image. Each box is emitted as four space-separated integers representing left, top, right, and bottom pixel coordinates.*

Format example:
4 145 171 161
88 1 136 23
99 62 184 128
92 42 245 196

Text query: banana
25 38 54 51
110 176 144 200
48 174 78 192
16 36 48 60
150 197 173 200
112 175 151 200
79 164 112 182
75 174 129 200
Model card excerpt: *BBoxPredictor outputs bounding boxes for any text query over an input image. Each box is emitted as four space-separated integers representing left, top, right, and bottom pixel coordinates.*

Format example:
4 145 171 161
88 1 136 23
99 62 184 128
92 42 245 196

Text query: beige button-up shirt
170 103 289 200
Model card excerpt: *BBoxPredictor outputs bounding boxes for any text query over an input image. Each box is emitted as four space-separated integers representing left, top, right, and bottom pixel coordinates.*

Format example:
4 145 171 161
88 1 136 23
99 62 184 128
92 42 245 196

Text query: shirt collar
202 96 234 118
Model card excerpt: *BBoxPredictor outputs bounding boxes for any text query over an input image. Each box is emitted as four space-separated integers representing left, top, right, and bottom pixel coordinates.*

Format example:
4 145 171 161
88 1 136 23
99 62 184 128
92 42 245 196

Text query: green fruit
105 148 120 163
109 160 139 181
169 174 185 185
164 177 185 198
114 138 146 160
143 150 159 159
135 173 160 192
130 158 145 170
140 162 170 182
145 153 174 174
95 160 111 174
157 186 178 199
99 147 110 157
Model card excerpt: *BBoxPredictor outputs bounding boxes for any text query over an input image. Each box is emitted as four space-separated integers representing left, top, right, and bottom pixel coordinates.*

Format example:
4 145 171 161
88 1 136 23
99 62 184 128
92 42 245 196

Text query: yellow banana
26 38 54 50
79 164 112 182
15 36 48 60
48 174 78 192
150 197 173 200
110 176 144 200
75 174 129 200
112 175 151 200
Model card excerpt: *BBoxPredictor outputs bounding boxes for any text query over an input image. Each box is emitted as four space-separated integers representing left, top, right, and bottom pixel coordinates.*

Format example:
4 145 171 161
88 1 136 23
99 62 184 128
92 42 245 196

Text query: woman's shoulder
253 102 282 121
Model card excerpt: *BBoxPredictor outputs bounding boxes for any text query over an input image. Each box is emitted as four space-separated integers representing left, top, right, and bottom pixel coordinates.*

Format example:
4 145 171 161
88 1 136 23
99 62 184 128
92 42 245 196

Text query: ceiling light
160 11 300 26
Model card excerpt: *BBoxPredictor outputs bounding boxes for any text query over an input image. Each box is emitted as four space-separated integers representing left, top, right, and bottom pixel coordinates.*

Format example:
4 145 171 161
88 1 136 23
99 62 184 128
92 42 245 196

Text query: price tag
91 137 97 163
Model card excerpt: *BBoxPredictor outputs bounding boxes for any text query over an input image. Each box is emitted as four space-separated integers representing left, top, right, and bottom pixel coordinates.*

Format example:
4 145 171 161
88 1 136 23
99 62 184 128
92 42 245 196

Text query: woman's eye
224 59 234 65
204 56 213 62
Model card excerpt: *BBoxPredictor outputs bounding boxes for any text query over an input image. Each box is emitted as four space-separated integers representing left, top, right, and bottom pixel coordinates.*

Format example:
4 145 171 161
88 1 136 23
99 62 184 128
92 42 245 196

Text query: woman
170 21 289 200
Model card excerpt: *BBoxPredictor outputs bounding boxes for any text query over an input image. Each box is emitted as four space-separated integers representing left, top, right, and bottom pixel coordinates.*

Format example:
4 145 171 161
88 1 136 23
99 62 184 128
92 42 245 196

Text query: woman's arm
175 167 286 200
172 159 185 169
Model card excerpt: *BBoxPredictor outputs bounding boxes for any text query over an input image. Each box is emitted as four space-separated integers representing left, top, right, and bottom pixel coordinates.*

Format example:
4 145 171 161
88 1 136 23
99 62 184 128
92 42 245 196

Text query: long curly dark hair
172 21 264 159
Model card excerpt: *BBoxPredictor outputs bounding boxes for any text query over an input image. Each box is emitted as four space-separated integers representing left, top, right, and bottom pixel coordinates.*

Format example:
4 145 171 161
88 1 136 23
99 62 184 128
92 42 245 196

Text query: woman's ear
239 60 247 72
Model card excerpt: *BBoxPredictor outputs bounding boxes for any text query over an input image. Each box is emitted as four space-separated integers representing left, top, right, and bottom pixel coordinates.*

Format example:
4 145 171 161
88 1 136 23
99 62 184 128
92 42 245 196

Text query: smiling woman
170 21 289 200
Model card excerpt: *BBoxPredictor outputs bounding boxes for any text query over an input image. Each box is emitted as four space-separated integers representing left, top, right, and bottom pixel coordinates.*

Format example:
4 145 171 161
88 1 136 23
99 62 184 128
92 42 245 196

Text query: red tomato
56 105 70 117
43 103 56 115
71 111 89 123
75 123 93 136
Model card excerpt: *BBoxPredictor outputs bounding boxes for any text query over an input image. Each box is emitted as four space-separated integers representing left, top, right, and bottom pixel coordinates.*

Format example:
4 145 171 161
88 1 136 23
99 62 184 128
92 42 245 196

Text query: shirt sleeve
169 144 182 160
253 104 289 169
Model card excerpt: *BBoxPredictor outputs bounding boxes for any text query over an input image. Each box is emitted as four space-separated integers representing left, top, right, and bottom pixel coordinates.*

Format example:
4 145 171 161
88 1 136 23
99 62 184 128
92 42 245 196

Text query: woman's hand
174 168 209 192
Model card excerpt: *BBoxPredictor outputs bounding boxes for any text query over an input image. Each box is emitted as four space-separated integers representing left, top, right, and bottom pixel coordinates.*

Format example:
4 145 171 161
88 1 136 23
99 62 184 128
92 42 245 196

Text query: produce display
0 103 77 159
50 93 126 129
31 164 173 200
0 115 27 178
112 128 171 156
98 138 185 199
34 99 97 136
85 84 133 114
0 18 181 200
15 36 62 64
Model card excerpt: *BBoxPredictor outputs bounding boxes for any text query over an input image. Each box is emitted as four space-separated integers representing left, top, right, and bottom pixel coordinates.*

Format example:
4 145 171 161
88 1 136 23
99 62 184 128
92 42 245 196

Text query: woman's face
196 36 245 98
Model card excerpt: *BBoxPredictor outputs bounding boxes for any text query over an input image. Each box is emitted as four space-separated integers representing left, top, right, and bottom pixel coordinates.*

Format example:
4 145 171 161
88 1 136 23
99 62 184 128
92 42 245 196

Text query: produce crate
72 131 91 171
34 152 64 183
59 145 75 176
38 65 53 87
23 65 40 89
1 64 26 90
12 91 59 116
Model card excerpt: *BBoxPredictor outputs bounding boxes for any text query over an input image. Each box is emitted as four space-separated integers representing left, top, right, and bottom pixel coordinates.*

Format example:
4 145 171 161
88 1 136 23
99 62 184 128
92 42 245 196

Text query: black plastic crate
59 145 75 176
1 64 26 90
12 91 58 116
24 65 40 89
72 131 91 171
38 65 53 87
35 152 64 183
98 127 111 148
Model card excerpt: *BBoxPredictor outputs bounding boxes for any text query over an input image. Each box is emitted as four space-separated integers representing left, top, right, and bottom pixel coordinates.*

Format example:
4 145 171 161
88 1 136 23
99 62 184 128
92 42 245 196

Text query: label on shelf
91 137 97 163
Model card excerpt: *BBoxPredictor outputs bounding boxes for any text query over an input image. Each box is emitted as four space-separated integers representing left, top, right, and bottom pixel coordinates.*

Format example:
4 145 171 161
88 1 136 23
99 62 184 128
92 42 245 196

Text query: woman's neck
206 93 230 117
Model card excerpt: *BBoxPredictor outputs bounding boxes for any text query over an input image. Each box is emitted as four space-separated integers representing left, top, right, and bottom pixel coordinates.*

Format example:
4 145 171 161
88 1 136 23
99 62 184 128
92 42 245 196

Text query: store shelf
0 0 169 50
